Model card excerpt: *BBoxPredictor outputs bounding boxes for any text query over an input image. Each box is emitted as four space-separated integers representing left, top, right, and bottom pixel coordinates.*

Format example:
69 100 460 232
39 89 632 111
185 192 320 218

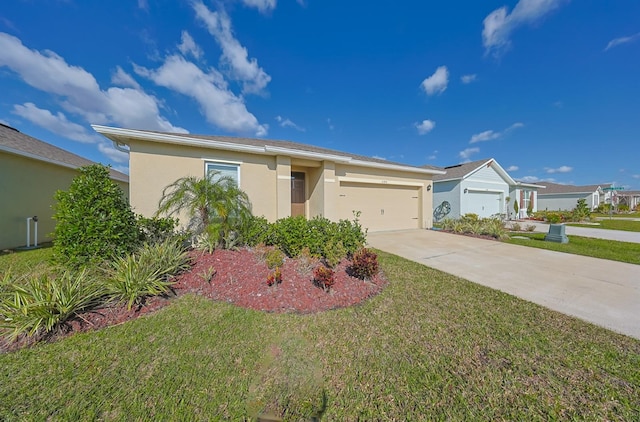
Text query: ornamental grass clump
106 239 190 310
0 269 104 341
348 248 379 280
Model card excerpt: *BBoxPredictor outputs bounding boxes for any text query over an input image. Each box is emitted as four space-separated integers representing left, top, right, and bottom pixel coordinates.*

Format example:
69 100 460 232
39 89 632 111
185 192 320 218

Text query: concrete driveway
367 229 640 340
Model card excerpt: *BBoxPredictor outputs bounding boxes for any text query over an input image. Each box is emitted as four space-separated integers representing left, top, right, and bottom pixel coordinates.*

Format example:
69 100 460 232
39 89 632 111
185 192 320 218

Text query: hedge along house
536 182 612 211
93 125 444 232
430 158 544 221
0 123 129 250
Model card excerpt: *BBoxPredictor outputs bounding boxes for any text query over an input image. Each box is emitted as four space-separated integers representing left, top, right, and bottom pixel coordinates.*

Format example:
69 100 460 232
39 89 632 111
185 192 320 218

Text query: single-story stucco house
430 158 543 220
93 125 444 232
536 182 612 211
0 123 129 250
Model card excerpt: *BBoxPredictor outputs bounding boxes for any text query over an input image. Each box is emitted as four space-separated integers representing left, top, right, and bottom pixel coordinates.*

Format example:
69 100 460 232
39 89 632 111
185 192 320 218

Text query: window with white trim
206 162 240 186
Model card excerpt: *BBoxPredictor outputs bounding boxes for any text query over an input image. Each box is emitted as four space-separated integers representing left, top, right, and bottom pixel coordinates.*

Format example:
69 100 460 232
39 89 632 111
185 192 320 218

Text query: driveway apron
367 229 640 340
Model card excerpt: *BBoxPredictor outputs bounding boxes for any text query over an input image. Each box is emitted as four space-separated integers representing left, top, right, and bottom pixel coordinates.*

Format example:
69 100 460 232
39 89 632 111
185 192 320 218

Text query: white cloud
275 115 305 132
461 74 477 84
420 66 449 96
506 165 519 172
240 0 277 13
136 55 267 136
98 141 129 164
372 155 386 160
415 119 436 135
192 1 271 94
604 32 640 51
138 0 149 11
459 147 480 160
545 165 573 174
0 32 185 135
327 118 334 131
111 66 141 90
178 31 203 59
519 175 540 183
633 174 640 179
13 102 98 143
483 0 568 57
469 122 523 143
427 150 438 160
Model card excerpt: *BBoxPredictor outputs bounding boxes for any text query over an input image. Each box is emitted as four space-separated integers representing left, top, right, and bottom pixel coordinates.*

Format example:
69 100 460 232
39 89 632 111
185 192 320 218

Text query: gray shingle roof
0 123 128 182
536 181 611 195
429 158 493 181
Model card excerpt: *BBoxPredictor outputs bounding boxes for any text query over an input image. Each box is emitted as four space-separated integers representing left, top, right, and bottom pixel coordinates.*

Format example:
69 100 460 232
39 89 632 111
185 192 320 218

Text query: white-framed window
206 162 240 186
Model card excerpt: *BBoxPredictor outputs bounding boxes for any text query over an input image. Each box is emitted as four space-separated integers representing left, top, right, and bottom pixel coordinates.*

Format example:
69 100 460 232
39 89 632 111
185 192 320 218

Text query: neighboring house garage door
337 182 420 232
467 191 501 218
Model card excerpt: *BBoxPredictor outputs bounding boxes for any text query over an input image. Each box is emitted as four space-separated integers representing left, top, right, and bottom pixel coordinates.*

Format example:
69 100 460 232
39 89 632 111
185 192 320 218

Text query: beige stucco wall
128 140 279 223
0 153 129 250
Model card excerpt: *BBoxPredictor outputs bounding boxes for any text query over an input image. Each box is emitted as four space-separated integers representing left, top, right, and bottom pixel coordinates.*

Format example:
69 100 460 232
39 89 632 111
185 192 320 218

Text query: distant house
430 158 543 220
93 125 445 233
617 191 640 210
0 123 129 250
536 182 612 211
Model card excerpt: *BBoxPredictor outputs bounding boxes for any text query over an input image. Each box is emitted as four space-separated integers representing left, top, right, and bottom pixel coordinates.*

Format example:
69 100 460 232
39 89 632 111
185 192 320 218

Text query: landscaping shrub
323 240 347 268
0 269 104 340
52 164 139 269
268 215 366 259
511 222 522 231
348 248 379 280
106 239 190 310
525 224 536 232
572 198 591 222
481 218 508 239
240 215 271 246
266 267 282 287
137 215 180 244
313 265 335 291
618 204 630 212
265 248 285 269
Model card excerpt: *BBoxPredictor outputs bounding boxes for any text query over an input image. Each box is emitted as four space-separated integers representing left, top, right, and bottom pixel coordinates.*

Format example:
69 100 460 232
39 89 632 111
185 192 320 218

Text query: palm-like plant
155 173 253 248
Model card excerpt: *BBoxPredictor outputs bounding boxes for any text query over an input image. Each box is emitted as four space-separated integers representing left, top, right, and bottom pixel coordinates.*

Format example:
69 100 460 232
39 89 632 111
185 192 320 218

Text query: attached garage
337 181 420 232
466 190 501 218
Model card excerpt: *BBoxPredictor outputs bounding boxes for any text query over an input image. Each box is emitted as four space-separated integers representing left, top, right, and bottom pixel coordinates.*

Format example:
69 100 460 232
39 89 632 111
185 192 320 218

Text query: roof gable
0 123 128 183
432 158 516 185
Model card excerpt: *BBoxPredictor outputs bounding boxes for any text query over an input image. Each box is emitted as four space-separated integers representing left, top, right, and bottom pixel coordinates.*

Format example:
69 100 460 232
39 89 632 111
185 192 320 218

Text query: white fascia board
349 159 445 175
0 143 129 183
515 182 546 189
264 145 351 163
465 187 505 194
92 125 265 154
463 159 516 185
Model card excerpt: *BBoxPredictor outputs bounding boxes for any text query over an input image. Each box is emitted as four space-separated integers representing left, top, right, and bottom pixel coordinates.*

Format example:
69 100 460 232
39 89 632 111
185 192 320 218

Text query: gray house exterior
431 158 542 220
536 182 611 211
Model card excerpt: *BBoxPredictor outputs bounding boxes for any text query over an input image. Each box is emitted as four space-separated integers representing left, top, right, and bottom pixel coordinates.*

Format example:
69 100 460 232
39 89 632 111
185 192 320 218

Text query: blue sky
1 0 639 189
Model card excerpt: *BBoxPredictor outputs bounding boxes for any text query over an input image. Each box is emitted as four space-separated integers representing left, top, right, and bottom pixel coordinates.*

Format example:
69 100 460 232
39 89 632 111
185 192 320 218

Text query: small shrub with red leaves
348 248 379 280
266 267 282 286
313 265 335 292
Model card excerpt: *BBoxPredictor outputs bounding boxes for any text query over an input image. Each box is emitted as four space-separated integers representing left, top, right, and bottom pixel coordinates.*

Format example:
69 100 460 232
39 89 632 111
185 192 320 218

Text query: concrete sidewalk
368 229 640 340
526 222 640 243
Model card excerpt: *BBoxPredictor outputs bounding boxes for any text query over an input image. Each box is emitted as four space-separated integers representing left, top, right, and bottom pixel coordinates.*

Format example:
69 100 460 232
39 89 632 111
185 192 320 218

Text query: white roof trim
92 125 444 176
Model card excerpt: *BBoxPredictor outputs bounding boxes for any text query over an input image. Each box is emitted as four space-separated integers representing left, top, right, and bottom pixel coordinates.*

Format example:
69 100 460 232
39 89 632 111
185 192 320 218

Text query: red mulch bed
1 248 387 353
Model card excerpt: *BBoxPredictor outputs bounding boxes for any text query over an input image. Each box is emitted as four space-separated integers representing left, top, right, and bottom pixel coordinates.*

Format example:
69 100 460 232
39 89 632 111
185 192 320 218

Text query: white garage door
467 191 501 218
337 182 420 232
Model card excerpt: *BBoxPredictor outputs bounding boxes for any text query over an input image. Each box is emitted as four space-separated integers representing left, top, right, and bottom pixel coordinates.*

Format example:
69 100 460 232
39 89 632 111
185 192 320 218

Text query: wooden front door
291 172 305 217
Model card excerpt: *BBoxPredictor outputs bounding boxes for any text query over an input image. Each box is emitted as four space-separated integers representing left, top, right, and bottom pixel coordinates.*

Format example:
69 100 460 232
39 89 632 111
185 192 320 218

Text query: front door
291 172 305 217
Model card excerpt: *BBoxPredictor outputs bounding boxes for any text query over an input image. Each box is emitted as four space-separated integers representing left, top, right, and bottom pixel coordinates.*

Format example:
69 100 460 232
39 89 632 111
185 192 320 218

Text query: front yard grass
568 219 640 232
506 232 640 265
1 250 639 420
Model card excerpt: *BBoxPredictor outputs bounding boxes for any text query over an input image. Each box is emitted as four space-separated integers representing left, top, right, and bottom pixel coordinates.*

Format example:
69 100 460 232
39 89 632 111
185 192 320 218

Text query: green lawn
505 233 640 265
592 212 640 219
568 219 640 232
0 246 54 276
1 250 639 420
